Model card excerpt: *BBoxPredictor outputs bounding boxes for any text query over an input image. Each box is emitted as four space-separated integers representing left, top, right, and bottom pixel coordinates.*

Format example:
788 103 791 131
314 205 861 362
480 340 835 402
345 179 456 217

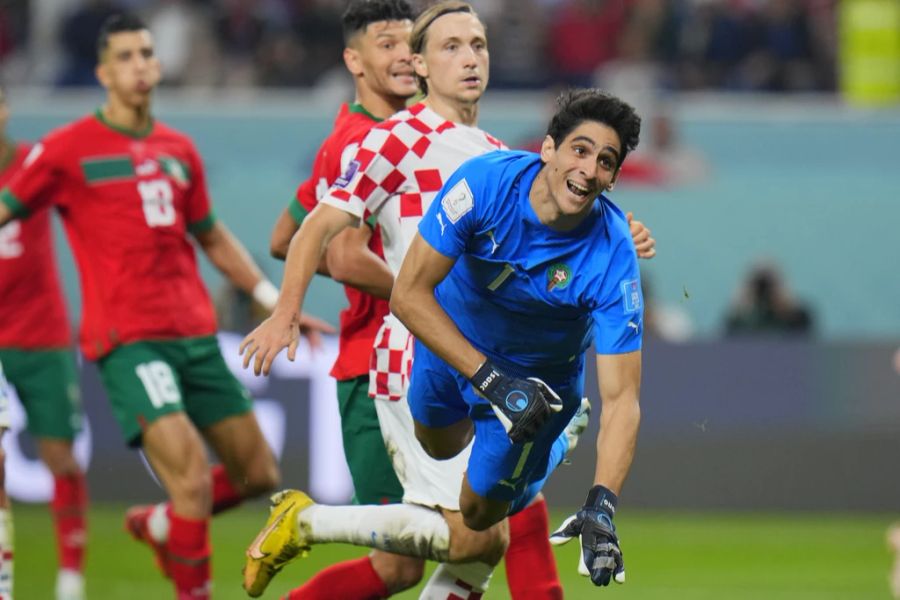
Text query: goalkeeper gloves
550 484 625 586
469 360 562 444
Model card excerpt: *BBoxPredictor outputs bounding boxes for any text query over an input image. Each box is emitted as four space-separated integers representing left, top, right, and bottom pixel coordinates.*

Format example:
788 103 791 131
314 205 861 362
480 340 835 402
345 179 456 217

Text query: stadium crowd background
1 0 836 92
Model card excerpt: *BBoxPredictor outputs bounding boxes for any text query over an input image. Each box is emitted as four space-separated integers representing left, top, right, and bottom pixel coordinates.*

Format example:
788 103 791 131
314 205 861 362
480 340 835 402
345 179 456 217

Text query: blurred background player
0 86 87 600
0 14 328 600
0 361 13 599
240 3 654 598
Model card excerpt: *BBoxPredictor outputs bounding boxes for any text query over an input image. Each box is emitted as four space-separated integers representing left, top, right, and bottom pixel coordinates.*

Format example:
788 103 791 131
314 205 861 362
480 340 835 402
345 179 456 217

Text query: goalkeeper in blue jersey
392 88 643 586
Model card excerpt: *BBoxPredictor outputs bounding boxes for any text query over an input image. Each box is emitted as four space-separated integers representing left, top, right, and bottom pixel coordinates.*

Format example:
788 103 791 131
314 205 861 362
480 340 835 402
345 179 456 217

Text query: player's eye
141 48 154 59
573 146 586 156
445 43 458 52
598 156 616 170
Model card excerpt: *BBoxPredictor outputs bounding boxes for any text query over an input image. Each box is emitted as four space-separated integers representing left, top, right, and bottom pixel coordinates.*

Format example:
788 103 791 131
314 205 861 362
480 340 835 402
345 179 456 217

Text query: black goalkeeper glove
469 360 562 444
550 485 625 586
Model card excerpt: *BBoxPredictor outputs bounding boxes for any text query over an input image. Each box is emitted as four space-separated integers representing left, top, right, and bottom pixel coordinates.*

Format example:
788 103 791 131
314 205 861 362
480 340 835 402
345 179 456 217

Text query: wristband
252 279 280 312
470 360 501 394
585 485 618 517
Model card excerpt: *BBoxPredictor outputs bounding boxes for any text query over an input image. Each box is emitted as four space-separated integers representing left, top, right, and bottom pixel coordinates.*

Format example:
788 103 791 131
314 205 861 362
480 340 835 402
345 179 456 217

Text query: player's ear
539 135 556 163
95 61 110 89
343 47 363 77
608 168 620 191
412 53 428 80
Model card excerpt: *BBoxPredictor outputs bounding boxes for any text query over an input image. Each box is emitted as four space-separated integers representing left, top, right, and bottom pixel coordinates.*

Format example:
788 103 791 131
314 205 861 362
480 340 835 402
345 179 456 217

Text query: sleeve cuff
288 199 309 226
0 188 29 218
188 211 217 235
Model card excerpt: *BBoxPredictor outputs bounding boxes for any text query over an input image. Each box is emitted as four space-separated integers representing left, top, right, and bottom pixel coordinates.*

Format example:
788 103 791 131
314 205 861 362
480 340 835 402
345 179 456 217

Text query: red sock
283 556 389 600
51 473 87 572
505 497 562 600
210 464 243 514
167 511 210 600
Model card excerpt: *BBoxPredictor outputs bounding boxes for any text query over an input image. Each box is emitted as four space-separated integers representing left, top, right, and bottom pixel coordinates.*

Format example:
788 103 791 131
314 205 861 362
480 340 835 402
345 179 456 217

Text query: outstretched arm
240 203 356 375
390 232 484 377
593 350 642 492
195 221 272 304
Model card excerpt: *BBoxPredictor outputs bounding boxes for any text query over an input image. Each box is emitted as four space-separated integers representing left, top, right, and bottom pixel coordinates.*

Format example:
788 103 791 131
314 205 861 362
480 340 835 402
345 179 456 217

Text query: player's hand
239 310 302 376
297 313 336 350
627 212 656 259
550 484 625 586
469 360 563 444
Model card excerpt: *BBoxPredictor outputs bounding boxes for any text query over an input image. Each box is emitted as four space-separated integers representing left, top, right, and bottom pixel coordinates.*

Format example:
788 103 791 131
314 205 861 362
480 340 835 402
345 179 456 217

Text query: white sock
55 568 84 600
419 561 494 599
147 503 170 544
0 508 13 600
301 503 450 562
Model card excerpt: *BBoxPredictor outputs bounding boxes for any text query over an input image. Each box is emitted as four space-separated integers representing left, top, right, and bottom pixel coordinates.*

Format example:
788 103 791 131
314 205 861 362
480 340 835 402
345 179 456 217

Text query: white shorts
369 315 472 511
0 361 11 429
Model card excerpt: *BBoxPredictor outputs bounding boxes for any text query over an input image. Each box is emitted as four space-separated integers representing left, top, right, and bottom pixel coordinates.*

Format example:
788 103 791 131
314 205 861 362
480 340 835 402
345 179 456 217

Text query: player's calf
443 509 509 565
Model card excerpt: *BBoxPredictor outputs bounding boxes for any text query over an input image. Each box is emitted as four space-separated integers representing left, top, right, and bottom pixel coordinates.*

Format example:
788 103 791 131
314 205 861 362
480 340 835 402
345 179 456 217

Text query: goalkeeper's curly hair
546 89 641 167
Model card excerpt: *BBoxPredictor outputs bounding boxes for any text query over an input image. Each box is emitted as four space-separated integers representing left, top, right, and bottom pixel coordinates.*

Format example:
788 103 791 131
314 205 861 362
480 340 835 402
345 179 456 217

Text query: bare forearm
201 225 264 294
327 246 394 300
594 395 641 494
391 286 483 378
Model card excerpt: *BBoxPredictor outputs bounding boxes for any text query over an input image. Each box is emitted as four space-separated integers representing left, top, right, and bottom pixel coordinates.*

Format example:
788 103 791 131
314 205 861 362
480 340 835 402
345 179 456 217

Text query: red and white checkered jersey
320 102 505 402
320 102 505 275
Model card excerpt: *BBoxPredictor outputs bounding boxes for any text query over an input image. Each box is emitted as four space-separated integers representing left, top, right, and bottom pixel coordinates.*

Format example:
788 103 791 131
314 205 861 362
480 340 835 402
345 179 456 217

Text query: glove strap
470 360 502 395
585 485 618 517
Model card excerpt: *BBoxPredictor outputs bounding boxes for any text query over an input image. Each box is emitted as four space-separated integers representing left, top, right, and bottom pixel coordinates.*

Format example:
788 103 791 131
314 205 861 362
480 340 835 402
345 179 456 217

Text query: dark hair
546 88 641 167
409 1 482 94
97 13 149 59
342 0 415 45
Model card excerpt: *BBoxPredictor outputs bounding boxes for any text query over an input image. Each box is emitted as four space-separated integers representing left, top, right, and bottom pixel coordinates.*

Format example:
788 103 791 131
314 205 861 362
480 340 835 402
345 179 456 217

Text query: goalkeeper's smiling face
413 11 488 106
539 120 622 218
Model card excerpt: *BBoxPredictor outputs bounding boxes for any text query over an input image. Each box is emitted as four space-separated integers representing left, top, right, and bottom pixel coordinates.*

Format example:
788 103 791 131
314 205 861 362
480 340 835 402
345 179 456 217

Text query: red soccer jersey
291 103 390 380
0 142 70 349
0 112 218 359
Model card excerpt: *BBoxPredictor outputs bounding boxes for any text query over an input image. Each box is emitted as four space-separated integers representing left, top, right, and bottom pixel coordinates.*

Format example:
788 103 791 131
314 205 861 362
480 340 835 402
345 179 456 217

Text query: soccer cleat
125 504 171 579
563 397 591 463
55 568 85 600
243 489 314 597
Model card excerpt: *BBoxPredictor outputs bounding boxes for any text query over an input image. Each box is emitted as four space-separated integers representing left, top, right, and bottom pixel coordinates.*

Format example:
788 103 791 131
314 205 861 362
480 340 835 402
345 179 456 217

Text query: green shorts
98 336 252 447
337 375 403 505
0 348 82 439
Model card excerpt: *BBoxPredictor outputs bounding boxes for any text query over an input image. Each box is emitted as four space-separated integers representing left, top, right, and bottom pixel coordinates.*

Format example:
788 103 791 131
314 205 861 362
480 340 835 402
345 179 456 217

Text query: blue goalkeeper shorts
407 338 583 504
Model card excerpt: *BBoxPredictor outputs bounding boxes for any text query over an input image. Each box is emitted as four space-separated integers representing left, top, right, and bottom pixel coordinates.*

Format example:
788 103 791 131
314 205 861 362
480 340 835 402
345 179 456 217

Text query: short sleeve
320 126 406 220
1 141 63 218
183 143 217 235
418 164 480 259
591 240 644 354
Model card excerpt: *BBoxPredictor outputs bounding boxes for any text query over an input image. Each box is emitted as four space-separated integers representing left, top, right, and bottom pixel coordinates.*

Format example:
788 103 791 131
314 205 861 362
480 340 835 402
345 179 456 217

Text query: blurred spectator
548 0 627 87
145 0 207 86
57 0 120 87
724 261 814 336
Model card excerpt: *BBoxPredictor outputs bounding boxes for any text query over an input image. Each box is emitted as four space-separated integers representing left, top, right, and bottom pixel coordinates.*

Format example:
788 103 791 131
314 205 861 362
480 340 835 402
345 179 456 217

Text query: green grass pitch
13 503 894 599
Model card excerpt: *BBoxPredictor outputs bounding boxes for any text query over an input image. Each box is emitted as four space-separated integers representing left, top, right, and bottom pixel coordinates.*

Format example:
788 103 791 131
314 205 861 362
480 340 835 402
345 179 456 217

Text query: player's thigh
97 341 186 447
463 370 584 506
407 339 470 427
0 348 82 440
336 375 403 505
177 336 253 431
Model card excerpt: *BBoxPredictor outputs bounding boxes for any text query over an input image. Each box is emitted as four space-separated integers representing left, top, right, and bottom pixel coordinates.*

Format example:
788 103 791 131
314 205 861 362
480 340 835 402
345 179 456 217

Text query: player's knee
448 519 509 565
370 553 425 593
460 501 506 533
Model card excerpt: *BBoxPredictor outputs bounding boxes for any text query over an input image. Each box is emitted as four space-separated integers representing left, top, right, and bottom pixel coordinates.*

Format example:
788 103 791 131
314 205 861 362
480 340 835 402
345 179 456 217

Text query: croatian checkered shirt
320 102 505 401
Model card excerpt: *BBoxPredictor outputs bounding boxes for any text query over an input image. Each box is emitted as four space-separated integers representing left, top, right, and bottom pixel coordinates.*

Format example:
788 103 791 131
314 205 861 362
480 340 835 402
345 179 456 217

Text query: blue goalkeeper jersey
417 150 643 381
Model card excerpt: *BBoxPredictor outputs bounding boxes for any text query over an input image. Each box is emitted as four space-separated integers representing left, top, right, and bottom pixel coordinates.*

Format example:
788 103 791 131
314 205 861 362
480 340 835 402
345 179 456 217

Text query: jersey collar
348 103 382 123
94 108 155 139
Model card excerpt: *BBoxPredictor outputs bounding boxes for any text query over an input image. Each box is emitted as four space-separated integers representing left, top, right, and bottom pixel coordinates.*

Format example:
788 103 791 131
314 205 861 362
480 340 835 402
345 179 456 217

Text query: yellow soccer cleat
243 489 314 597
